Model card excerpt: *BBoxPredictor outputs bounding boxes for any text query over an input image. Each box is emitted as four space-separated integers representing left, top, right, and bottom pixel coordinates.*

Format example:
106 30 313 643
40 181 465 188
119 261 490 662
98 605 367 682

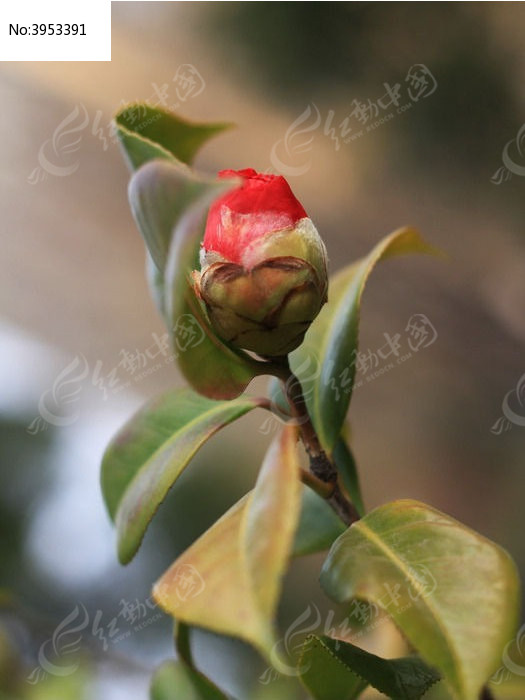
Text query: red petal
203 169 307 264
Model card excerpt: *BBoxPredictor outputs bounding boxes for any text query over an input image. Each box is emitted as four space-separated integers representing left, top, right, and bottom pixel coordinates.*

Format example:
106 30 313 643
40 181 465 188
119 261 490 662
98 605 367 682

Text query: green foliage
320 500 520 699
333 436 365 517
25 667 90 700
298 635 367 700
101 388 262 563
299 635 440 700
150 660 227 700
115 103 231 170
152 426 302 657
128 159 226 272
292 486 346 557
289 227 438 454
128 159 265 399
105 103 521 700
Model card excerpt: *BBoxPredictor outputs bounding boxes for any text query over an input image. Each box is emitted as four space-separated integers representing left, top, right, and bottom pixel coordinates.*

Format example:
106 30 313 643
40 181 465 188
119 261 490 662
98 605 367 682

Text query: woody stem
274 357 360 527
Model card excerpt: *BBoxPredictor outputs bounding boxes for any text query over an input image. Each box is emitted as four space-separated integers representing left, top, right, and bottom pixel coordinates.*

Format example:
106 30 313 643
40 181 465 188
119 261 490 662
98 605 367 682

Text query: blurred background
1 2 525 698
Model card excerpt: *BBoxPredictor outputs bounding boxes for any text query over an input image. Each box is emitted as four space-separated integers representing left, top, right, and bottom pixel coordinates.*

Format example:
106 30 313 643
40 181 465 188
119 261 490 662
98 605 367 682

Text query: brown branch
274 357 360 526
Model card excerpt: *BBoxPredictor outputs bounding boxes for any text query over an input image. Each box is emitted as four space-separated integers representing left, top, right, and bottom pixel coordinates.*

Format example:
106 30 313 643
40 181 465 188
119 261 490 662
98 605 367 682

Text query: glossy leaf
129 158 264 399
150 660 227 700
488 678 525 699
333 437 365 517
165 194 265 399
299 635 440 700
129 159 228 271
115 103 231 171
267 376 291 419
25 667 90 700
153 425 302 657
320 499 520 700
298 635 367 700
146 250 166 320
101 388 262 564
290 228 437 453
292 485 346 557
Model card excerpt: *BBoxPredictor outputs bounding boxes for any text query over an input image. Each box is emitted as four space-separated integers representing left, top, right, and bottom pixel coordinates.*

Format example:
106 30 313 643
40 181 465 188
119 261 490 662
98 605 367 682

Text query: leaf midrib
117 121 178 163
116 398 260 563
121 398 257 502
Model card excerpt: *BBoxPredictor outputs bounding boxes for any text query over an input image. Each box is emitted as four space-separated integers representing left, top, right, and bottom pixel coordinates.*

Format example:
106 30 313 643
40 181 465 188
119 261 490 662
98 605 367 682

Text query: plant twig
300 468 334 499
274 357 360 526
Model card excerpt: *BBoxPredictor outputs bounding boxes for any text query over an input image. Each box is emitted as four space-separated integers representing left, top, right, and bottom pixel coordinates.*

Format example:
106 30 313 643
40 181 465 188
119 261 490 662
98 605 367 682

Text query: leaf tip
116 534 136 566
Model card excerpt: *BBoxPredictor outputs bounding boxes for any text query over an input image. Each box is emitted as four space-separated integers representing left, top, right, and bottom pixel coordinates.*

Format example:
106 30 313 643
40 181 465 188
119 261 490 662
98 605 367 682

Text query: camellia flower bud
194 168 328 357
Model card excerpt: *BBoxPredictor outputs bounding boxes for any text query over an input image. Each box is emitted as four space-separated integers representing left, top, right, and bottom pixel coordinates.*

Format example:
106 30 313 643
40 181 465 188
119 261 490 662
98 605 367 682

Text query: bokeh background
1 3 525 698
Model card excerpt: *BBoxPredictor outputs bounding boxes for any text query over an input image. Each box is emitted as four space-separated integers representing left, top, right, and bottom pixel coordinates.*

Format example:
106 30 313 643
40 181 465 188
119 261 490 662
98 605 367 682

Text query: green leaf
320 499 520 700
146 251 166 320
292 485 346 557
101 388 262 564
150 660 227 700
153 425 302 657
165 194 265 399
115 103 231 170
26 666 90 700
289 228 438 453
267 376 291 419
333 437 365 517
297 635 367 700
300 635 440 700
129 159 228 271
129 159 264 399
489 678 525 699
